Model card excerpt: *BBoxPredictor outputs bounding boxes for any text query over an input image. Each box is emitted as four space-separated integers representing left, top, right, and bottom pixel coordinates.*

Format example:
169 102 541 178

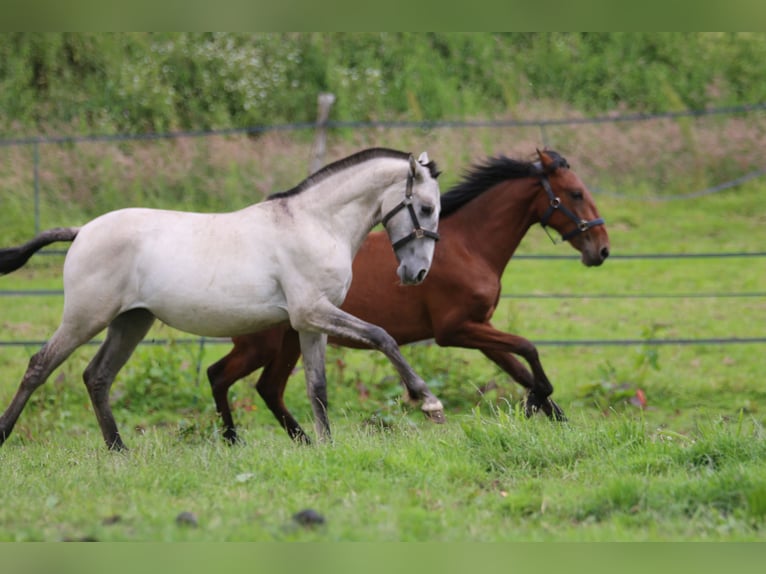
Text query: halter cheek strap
539 175 605 242
381 170 440 251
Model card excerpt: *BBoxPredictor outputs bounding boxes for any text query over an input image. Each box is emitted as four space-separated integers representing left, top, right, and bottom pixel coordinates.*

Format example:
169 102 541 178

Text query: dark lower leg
83 309 154 450
255 331 309 443
0 340 76 446
481 348 566 421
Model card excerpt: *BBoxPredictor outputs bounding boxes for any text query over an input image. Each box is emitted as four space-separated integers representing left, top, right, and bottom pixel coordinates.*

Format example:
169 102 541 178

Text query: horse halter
538 174 605 243
380 167 440 251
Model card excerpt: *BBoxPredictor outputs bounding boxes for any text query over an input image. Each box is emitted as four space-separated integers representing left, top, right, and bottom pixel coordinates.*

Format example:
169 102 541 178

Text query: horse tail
0 227 80 275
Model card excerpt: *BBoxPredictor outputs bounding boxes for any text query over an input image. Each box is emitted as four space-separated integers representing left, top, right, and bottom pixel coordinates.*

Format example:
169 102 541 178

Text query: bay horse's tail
0 227 79 275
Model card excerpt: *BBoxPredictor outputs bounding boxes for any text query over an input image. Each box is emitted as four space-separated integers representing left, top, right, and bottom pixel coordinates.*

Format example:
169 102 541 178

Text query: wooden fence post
309 92 336 175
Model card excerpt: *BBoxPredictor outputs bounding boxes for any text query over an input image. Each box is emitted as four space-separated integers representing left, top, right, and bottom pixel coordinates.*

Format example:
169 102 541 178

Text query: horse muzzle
397 263 429 285
581 243 610 267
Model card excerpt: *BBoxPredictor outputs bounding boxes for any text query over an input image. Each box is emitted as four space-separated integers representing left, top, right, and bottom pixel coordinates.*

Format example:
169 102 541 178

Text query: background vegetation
1 33 765 542
2 33 766 135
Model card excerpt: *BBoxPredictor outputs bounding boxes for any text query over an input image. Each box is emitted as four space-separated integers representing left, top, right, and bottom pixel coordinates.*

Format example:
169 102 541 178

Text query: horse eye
421 205 434 216
570 191 584 200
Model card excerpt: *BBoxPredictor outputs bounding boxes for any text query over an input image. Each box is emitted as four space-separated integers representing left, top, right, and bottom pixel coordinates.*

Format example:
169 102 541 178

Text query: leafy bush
3 33 766 137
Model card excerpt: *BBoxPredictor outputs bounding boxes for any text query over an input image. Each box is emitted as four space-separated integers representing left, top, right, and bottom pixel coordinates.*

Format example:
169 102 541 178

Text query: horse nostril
600 246 610 260
416 269 427 282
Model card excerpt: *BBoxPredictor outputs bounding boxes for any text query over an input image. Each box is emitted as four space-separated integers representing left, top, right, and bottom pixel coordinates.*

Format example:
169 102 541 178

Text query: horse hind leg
207 345 255 445
0 325 96 446
207 326 307 445
83 308 155 451
254 329 310 444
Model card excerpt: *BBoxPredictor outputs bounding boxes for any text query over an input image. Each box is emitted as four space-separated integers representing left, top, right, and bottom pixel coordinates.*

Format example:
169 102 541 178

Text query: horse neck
447 178 539 275
301 162 402 252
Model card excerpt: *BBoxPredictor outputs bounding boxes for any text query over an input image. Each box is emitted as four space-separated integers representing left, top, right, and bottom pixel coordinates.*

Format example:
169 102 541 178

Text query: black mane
440 150 569 218
267 148 440 201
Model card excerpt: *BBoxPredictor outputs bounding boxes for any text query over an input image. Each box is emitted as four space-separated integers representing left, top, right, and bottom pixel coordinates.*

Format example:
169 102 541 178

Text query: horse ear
536 148 555 169
409 154 419 178
417 151 430 165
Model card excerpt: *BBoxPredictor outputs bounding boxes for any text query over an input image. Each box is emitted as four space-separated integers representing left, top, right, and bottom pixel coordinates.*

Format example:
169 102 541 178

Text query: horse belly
149 291 290 337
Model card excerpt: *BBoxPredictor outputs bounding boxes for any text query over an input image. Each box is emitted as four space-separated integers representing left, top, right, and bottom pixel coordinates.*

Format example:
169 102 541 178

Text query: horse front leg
293 304 445 425
481 349 566 421
435 320 566 421
297 331 331 441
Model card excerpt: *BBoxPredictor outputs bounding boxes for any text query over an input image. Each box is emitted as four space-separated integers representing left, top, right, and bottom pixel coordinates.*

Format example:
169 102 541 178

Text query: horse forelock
441 151 569 218
266 148 417 201
420 159 441 180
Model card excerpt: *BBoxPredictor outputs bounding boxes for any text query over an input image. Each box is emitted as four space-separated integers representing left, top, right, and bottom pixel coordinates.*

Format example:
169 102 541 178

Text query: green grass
0 412 764 541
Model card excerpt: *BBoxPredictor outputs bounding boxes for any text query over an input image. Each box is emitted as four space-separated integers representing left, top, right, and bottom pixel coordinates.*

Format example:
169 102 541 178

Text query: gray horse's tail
0 227 79 275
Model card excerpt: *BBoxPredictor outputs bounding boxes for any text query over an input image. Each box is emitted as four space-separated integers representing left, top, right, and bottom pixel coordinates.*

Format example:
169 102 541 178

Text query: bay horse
0 148 444 449
207 149 610 444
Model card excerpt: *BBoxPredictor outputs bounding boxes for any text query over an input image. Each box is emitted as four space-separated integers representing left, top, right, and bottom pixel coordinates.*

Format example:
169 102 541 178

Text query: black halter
381 169 440 251
539 174 605 242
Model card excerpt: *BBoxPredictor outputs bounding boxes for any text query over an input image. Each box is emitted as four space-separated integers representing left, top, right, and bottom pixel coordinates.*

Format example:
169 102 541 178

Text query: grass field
0 162 765 541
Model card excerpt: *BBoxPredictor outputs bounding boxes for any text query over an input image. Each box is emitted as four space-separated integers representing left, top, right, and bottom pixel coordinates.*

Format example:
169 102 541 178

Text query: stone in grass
292 508 326 528
175 511 199 528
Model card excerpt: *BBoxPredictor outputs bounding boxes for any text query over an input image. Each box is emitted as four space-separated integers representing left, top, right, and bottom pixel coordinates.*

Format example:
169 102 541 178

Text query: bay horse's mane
440 149 569 218
267 147 441 201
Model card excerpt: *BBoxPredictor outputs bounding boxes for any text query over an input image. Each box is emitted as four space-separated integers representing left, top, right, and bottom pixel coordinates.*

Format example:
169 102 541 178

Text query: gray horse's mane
267 148 439 201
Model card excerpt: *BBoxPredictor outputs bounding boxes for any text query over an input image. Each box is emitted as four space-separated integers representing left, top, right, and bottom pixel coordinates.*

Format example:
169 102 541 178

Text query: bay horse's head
380 151 441 284
534 149 610 267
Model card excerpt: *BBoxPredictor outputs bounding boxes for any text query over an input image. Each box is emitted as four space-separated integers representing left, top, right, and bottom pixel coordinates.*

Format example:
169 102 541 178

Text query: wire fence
0 102 764 350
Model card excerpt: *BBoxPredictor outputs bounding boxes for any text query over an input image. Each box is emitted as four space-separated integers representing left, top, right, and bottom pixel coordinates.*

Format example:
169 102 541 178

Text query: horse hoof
525 393 568 422
548 399 568 422
107 438 128 452
423 408 446 424
292 432 313 446
421 397 446 424
523 394 541 418
223 430 240 445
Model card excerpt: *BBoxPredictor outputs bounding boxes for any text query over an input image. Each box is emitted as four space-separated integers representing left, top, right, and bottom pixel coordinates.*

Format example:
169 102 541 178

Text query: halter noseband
539 174 605 242
380 167 440 251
